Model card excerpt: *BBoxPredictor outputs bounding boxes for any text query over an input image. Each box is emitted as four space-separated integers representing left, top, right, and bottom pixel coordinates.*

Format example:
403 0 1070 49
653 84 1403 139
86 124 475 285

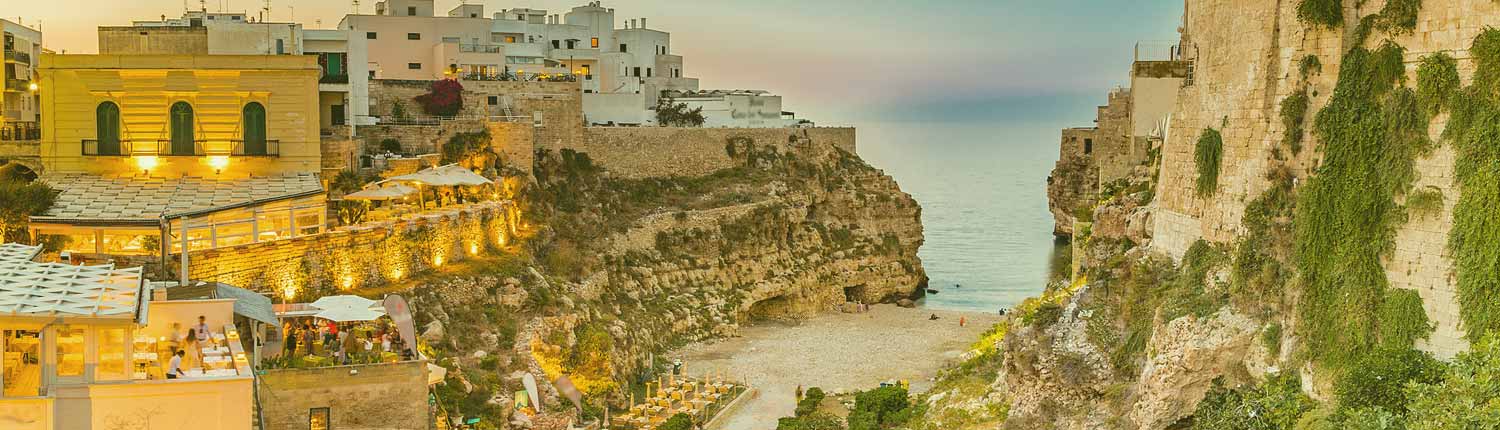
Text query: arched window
96 102 121 155
242 102 267 155
169 102 195 155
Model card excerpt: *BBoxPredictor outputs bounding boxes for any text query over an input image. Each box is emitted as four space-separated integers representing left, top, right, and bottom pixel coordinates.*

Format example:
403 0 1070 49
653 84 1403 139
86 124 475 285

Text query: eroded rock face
1003 286 1116 428
1048 155 1098 236
1127 309 1260 429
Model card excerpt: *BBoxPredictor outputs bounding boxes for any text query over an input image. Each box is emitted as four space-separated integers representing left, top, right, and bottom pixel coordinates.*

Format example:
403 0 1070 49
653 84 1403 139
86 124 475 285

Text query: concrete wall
582 92 648 125
558 127 856 179
55 377 253 430
258 361 429 430
36 54 322 178
185 201 511 300
98 26 209 55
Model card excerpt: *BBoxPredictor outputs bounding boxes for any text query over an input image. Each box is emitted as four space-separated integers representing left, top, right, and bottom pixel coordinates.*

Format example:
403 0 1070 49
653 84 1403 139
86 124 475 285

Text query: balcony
231 139 280 156
319 74 349 84
4 78 30 92
1 126 39 141
459 44 503 54
82 139 136 156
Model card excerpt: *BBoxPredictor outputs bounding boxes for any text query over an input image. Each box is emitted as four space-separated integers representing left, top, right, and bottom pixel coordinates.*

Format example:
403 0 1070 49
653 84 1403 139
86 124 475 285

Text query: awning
213 283 277 326
385 164 493 187
343 184 417 201
33 173 325 225
0 243 147 322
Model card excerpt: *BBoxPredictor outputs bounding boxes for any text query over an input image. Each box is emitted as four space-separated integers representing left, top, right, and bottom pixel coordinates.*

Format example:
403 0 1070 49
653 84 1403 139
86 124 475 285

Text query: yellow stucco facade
37 54 321 178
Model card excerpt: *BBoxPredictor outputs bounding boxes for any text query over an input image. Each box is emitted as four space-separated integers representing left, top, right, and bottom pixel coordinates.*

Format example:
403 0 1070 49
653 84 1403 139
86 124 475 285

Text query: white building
2 19 42 142
661 90 804 128
127 11 304 55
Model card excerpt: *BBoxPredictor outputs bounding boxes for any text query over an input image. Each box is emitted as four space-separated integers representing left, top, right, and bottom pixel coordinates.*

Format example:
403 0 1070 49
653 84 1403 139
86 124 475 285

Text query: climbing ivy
1297 0 1343 30
1416 52 1460 117
1442 28 1500 343
1374 0 1424 35
1294 42 1433 371
1299 55 1323 80
1195 128 1224 198
1280 91 1311 154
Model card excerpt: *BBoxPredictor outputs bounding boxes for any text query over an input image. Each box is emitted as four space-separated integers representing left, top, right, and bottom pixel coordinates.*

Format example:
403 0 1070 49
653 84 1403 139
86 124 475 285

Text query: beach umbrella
310 295 386 322
344 184 417 201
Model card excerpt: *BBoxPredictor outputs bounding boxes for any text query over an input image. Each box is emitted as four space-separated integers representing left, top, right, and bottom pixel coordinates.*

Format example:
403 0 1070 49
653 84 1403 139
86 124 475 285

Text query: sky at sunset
7 0 1183 122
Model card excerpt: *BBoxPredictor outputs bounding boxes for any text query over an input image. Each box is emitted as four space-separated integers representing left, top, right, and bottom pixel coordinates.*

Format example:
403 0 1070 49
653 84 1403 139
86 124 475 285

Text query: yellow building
30 54 327 267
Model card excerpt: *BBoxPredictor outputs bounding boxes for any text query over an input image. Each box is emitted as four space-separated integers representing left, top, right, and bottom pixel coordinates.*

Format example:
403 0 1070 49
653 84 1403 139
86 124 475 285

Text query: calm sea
850 95 1096 312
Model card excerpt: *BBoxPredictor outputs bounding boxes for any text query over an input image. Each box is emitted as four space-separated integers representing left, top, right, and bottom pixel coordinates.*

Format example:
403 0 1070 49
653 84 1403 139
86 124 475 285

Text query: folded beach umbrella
310 295 386 322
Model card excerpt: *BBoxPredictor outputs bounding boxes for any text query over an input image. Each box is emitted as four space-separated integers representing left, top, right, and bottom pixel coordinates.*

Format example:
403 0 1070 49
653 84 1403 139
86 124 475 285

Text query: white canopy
427 362 447 385
385 164 492 187
0 243 147 322
343 184 417 201
310 295 386 322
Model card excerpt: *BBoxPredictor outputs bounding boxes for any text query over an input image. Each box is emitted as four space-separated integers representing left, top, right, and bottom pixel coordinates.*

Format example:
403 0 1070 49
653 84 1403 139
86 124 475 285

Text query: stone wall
257 361 430 430
185 201 513 300
1148 0 1500 357
557 127 857 179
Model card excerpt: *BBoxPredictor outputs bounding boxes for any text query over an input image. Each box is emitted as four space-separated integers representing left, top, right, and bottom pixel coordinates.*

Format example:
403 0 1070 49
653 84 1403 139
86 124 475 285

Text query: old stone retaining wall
257 361 429 430
185 201 513 300
556 127 857 179
1150 0 1500 357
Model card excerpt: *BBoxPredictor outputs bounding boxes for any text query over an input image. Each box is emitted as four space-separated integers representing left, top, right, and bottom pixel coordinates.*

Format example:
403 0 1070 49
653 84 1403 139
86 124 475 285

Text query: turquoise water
850 96 1094 312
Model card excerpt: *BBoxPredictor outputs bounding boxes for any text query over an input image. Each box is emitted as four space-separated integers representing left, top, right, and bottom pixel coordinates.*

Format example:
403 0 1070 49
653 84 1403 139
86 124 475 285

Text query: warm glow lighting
134 156 159 173
391 269 404 280
208 156 230 173
341 276 354 289
281 285 297 300
498 234 507 246
432 255 445 267
27 82 38 92
469 244 479 255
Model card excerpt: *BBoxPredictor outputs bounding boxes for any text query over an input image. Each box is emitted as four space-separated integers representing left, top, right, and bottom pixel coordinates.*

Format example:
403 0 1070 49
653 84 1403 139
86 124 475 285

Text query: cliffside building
1047 42 1190 236
3 19 42 143
29 54 326 271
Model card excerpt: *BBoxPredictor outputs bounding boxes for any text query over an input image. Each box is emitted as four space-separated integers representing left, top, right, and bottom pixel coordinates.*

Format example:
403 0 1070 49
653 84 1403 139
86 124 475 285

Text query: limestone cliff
917 1 1500 429
400 131 926 427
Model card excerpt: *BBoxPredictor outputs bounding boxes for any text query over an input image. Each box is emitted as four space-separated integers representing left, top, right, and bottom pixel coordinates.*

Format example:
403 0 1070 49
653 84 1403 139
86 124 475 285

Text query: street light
27 82 38 92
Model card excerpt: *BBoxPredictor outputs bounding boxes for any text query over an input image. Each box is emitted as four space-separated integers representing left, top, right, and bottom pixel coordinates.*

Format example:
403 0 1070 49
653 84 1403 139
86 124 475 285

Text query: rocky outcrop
1126 309 1261 429
404 135 926 428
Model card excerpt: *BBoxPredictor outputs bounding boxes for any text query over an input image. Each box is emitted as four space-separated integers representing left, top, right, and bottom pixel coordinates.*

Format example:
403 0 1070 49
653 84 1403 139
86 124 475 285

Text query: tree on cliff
0 177 56 243
654 97 705 127
415 79 465 117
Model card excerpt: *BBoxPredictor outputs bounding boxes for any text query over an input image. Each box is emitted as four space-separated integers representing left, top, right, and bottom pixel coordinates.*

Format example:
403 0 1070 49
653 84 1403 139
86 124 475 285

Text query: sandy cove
674 304 1004 430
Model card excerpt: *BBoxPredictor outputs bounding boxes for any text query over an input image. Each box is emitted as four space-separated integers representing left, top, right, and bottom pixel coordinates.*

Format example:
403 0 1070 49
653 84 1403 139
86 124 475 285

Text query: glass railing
458 44 503 54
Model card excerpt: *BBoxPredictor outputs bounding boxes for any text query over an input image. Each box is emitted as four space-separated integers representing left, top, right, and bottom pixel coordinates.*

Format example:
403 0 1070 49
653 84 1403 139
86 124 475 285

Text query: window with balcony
242 102 268 155
408 33 421 40
566 40 577 49
169 102 196 156
95 102 122 155
591 37 599 48
505 36 516 43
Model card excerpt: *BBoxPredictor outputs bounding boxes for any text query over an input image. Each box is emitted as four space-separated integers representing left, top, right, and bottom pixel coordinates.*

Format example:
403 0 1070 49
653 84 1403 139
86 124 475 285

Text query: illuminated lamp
208 156 230 174
134 156 159 175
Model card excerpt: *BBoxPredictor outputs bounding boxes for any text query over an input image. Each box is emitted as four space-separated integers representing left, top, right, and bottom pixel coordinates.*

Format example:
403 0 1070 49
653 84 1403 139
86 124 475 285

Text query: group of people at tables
612 372 740 430
147 315 239 380
278 318 411 365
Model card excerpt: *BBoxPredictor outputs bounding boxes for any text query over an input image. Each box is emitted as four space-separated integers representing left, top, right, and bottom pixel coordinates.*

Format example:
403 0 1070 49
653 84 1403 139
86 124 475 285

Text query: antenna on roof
262 0 271 21
352 0 360 15
200 0 207 12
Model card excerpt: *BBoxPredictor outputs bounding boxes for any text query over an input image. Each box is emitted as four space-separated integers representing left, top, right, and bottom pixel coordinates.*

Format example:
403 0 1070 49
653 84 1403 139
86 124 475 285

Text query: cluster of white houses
91 0 805 130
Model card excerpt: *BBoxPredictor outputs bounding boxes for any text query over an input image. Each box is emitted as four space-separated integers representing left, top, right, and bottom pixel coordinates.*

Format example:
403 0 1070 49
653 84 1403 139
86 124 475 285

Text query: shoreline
674 304 1003 430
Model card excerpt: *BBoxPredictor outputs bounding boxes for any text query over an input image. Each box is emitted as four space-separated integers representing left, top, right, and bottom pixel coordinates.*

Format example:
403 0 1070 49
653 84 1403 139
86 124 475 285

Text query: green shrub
849 386 911 430
379 138 403 154
1262 323 1283 356
659 413 694 430
1192 372 1315 430
1375 0 1423 35
1297 0 1343 29
1404 332 1500 429
1195 128 1225 197
1028 303 1063 329
796 387 827 417
778 413 845 430
1335 347 1444 415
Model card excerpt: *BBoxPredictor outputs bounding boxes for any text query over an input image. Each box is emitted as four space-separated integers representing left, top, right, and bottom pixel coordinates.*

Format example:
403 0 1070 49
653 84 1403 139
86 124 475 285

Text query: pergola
0 243 147 323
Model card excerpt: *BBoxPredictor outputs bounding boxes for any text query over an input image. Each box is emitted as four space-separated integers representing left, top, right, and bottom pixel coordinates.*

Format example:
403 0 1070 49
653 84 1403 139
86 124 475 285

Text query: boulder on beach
897 299 916 308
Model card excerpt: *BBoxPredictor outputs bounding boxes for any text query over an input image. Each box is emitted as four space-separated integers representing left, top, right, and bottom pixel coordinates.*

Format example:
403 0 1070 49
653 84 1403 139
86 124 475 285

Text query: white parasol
343 184 417 201
310 295 386 322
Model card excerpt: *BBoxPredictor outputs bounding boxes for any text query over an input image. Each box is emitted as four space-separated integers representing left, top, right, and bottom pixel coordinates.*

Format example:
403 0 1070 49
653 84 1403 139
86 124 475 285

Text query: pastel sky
8 0 1183 122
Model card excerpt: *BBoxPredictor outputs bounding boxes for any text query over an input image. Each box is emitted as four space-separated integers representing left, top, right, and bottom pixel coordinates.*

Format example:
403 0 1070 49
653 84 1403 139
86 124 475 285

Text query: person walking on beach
960 316 967 327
